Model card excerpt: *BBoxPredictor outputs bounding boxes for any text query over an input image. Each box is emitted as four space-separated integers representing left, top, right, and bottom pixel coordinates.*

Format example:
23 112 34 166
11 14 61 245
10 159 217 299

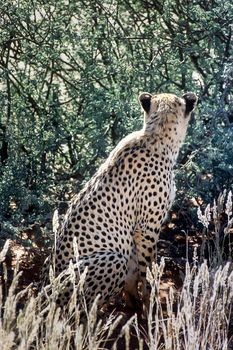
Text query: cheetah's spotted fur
44 92 197 309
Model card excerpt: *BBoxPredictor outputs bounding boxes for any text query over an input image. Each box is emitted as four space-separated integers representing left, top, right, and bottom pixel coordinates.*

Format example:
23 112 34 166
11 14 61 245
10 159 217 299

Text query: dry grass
146 259 232 350
1 192 233 349
1 250 232 349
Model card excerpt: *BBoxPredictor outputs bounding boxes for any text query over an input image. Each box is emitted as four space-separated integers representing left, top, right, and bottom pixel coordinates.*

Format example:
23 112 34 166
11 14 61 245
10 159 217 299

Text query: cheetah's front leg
134 229 159 310
123 244 140 308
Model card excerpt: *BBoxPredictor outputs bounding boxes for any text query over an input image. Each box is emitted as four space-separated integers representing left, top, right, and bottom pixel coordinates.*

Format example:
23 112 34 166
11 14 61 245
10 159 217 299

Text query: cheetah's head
139 91 198 143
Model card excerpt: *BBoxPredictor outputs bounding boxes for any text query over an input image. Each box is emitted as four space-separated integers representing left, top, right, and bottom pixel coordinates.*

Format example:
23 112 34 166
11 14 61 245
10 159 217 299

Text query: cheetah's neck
145 133 184 166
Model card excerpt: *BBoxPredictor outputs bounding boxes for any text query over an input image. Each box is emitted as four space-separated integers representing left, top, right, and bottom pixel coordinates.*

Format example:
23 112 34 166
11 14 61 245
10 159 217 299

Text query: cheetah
45 91 197 310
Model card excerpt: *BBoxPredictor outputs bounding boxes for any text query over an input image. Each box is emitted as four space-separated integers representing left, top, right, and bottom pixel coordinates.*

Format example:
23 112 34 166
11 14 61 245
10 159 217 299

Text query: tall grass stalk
146 259 232 350
0 246 232 349
198 190 233 265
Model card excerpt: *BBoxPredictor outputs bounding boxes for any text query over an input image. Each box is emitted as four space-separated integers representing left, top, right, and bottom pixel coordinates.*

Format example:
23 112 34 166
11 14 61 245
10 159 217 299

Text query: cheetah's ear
139 92 152 113
182 92 198 114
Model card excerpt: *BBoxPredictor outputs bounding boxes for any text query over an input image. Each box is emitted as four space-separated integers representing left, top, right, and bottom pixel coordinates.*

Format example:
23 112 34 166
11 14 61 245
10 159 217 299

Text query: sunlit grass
1 192 233 349
1 252 232 349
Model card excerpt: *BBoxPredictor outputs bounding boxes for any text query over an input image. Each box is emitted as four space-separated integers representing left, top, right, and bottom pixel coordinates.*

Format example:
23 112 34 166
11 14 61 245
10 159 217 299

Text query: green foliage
0 0 232 225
